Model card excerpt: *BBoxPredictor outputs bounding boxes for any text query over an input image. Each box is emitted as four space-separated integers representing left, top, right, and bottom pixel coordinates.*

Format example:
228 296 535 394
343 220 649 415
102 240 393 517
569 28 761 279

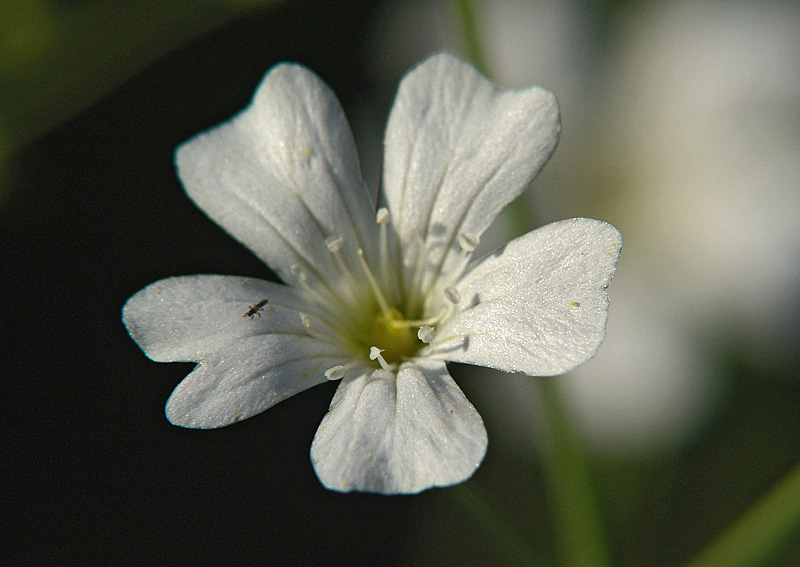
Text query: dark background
4 2 425 564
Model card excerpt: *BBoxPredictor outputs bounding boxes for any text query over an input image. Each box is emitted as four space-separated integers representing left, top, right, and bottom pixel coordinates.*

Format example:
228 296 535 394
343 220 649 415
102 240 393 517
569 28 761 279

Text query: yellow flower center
309 208 477 380
368 308 421 365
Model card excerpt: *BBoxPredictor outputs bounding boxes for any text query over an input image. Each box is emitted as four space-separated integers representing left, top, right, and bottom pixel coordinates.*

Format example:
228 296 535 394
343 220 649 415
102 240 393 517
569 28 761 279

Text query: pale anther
325 236 344 253
444 286 461 304
291 264 307 282
299 313 338 343
458 232 480 252
369 346 392 371
324 366 346 381
418 325 435 344
376 208 390 224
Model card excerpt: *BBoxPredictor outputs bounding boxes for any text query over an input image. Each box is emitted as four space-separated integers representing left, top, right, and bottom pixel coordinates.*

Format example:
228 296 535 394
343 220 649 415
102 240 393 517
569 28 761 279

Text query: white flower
122 53 621 494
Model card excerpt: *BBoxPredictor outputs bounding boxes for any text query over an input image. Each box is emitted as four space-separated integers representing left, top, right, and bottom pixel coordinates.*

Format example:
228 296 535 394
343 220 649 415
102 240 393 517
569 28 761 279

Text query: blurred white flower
123 54 621 493
602 0 800 355
535 0 800 455
561 273 721 456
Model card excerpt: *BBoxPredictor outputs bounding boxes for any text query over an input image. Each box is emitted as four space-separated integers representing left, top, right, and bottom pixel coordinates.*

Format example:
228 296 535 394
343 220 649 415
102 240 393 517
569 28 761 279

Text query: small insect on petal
244 299 269 319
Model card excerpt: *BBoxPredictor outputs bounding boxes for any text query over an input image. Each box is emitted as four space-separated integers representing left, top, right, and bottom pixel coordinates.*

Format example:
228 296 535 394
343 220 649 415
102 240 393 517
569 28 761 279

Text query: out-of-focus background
3 0 799 565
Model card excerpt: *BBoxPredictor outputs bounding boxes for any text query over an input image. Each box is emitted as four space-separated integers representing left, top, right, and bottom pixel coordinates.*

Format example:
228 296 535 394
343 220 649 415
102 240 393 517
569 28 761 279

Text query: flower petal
427 219 622 376
382 53 560 289
123 275 349 428
175 64 377 297
164 334 345 429
123 275 336 362
310 360 487 494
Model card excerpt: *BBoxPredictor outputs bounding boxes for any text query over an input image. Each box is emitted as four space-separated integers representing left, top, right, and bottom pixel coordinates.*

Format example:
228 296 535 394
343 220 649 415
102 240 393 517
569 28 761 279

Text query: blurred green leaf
684 461 800 567
537 377 613 567
451 482 553 567
0 0 280 185
447 0 488 77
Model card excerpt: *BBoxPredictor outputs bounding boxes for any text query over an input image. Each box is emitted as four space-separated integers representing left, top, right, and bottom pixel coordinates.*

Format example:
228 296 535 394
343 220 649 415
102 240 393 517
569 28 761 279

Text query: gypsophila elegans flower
122 53 621 494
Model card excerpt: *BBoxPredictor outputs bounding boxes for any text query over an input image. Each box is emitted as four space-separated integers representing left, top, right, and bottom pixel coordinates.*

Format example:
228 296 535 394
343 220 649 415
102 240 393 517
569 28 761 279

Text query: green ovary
344 302 423 367
368 308 420 364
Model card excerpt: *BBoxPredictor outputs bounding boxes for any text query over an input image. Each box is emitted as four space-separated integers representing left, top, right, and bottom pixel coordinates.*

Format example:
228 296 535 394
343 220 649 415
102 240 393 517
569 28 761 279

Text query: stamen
369 346 392 371
444 286 461 304
454 232 480 274
377 208 392 296
418 232 480 316
324 366 346 381
325 236 344 252
357 249 393 318
299 312 337 343
390 306 448 328
433 232 481 301
324 360 360 381
458 232 480 252
417 325 435 344
325 235 360 300
290 263 352 314
291 264 326 303
291 264 307 282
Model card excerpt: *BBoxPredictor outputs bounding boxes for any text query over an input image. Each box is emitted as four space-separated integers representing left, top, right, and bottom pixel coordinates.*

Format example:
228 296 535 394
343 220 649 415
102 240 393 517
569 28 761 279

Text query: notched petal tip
162 333 341 430
383 51 562 292
173 58 376 290
121 279 177 363
310 362 488 494
431 218 622 376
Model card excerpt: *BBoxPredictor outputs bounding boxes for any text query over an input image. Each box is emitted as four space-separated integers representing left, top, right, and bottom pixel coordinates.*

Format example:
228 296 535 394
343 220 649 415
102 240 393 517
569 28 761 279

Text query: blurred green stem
537 377 613 567
448 0 489 76
452 483 552 567
449 2 612 566
684 461 800 567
